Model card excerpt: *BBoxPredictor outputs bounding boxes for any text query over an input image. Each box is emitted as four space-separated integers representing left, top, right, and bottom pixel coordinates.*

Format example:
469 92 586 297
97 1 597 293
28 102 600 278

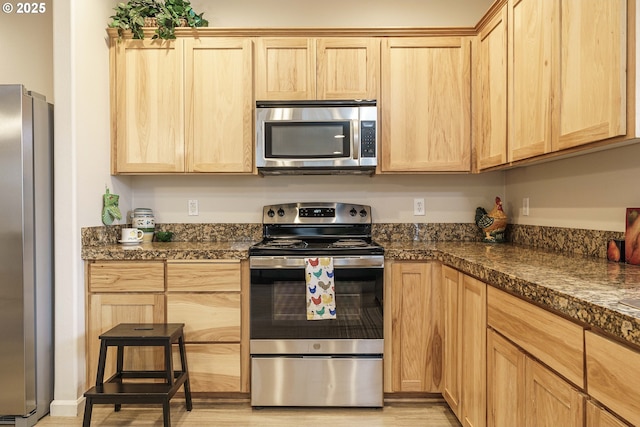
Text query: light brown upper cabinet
508 0 627 162
554 0 627 150
184 38 253 173
380 37 471 172
255 37 379 100
111 38 185 173
475 5 508 171
109 35 254 174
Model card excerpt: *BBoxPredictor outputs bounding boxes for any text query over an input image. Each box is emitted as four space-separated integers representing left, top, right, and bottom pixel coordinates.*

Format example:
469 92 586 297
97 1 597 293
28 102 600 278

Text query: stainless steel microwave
255 100 377 175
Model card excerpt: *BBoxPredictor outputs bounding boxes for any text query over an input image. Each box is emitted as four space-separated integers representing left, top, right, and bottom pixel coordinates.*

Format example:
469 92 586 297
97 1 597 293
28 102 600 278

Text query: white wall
505 142 640 232
50 0 130 416
0 0 53 100
188 0 493 27
133 173 505 224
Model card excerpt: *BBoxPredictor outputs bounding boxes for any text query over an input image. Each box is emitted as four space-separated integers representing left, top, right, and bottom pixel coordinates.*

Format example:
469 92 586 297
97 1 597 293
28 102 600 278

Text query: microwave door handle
352 118 359 160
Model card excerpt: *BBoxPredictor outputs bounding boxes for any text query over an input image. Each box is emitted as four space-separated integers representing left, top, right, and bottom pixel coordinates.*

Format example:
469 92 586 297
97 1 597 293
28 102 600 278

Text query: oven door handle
250 255 384 269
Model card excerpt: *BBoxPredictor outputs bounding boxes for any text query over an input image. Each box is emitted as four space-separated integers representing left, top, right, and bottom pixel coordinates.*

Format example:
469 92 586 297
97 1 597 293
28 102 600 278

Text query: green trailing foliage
108 0 208 40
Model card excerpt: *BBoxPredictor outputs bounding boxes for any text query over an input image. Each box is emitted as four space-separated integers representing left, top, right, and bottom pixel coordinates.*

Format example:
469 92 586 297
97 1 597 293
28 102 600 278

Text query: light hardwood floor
35 399 461 427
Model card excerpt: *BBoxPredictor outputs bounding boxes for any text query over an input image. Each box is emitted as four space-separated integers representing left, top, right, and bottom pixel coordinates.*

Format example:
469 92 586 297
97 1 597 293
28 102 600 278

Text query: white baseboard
49 397 85 417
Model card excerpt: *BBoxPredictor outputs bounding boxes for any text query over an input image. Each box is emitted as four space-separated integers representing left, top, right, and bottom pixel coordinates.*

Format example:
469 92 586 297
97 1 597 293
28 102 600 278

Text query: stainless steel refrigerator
0 85 53 426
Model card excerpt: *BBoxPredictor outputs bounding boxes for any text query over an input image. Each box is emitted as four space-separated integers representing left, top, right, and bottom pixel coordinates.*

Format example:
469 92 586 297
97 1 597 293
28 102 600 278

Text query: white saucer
119 239 142 245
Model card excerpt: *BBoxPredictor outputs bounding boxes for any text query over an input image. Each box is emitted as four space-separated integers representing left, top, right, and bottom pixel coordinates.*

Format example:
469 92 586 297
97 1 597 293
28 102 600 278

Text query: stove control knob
267 209 275 218
277 208 285 217
359 209 368 218
349 208 357 216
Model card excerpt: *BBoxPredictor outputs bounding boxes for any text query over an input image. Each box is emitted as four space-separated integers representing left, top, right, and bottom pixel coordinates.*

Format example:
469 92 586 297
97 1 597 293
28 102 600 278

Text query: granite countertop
82 240 640 348
81 241 254 261
383 240 640 348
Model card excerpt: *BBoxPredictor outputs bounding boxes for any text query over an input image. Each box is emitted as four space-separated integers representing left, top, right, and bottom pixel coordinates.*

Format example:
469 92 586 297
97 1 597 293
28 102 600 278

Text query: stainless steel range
249 202 384 407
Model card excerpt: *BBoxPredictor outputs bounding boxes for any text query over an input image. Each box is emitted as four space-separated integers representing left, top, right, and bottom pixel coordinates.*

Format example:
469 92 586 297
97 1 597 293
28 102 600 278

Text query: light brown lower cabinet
86 259 248 394
86 261 167 389
166 260 245 393
172 343 241 392
487 328 585 427
585 330 640 426
442 265 462 419
525 354 584 427
441 266 486 427
387 261 443 393
586 400 631 427
487 329 525 427
460 274 486 427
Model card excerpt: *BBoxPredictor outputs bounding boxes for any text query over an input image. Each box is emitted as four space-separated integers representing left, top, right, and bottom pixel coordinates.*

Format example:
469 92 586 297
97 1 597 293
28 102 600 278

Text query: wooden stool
83 323 192 427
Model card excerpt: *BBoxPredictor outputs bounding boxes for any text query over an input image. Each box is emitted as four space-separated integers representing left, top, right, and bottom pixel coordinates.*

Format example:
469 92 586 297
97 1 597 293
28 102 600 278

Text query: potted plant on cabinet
108 0 208 40
155 0 208 40
109 0 162 40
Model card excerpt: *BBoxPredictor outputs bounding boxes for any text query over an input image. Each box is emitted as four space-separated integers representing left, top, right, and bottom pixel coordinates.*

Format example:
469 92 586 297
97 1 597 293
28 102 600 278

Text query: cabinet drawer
173 343 241 392
167 293 241 342
487 286 584 388
89 261 165 292
166 261 241 291
585 331 640 426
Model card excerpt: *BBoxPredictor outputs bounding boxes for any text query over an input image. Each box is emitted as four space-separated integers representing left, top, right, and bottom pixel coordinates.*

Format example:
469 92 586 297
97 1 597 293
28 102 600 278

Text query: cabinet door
185 38 254 173
508 0 554 161
554 0 626 150
442 265 462 418
381 37 471 172
316 38 379 100
390 262 442 392
255 38 316 100
475 6 508 170
525 357 585 427
487 329 526 427
461 274 486 427
87 293 165 388
112 38 185 173
585 400 630 427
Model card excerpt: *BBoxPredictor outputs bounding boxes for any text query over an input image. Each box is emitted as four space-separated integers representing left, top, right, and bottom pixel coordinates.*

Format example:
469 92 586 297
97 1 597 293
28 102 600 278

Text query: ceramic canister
132 208 155 230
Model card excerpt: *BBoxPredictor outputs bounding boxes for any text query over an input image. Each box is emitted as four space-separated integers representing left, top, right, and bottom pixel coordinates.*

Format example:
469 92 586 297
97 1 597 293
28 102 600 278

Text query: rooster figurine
475 197 508 243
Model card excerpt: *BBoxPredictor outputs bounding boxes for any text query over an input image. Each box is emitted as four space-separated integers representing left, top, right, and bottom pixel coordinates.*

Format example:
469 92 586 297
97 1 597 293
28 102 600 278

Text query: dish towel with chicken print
305 257 336 320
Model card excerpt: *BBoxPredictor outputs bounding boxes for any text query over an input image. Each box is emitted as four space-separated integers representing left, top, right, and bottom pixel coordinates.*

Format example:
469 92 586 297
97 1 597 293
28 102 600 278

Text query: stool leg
82 398 93 427
178 335 193 411
162 399 171 427
114 345 124 412
95 340 108 387
164 341 174 386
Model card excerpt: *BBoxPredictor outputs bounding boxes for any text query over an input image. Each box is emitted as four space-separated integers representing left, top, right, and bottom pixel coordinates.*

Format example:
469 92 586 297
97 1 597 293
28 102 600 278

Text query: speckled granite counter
383 241 640 348
82 238 640 349
81 241 254 260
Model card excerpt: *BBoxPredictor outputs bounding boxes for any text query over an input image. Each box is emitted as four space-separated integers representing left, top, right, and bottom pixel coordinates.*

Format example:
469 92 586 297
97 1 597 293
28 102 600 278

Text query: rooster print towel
305 257 336 320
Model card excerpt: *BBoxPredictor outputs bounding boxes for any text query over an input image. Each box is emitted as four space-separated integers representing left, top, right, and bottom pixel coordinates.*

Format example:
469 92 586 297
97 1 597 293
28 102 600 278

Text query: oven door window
250 267 383 340
264 121 351 159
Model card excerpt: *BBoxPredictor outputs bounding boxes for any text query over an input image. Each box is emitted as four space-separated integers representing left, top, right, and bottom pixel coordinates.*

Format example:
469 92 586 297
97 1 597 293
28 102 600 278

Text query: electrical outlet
188 199 199 216
522 197 530 216
414 198 425 216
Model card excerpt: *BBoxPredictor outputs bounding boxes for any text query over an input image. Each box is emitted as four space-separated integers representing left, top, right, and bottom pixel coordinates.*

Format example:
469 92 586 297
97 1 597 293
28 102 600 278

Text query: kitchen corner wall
505 142 640 233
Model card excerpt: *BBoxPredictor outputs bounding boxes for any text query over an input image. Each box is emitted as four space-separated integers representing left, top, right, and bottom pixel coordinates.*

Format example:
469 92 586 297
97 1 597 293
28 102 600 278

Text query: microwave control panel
360 121 376 158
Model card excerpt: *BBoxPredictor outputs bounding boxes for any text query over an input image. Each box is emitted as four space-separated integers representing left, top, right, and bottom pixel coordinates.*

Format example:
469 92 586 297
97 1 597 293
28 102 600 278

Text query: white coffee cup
121 228 144 242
